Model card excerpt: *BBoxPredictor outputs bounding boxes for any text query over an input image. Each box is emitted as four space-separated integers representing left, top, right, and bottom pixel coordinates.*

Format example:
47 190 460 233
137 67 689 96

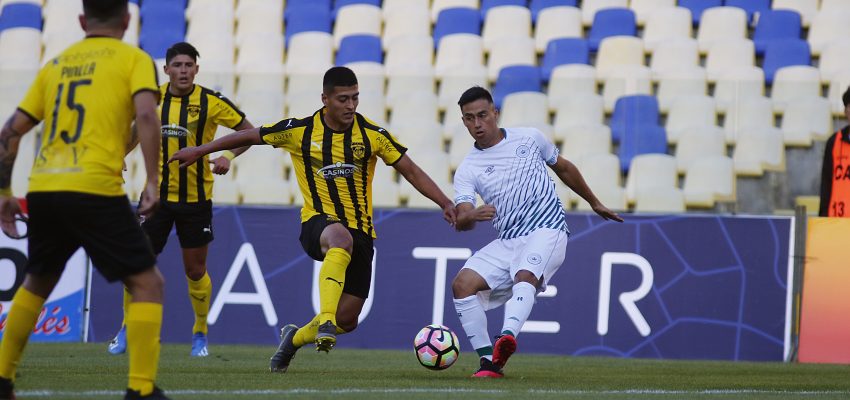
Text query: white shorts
462 228 568 310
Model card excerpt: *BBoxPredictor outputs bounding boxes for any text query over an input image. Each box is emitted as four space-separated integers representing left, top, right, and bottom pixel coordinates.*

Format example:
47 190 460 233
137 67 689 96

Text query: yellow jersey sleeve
129 51 159 99
17 66 48 121
209 92 245 129
364 116 406 166
259 117 307 151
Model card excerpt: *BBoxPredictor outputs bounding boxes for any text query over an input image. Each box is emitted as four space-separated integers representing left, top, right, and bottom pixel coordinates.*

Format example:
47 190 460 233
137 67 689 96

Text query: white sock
501 281 537 337
453 295 492 354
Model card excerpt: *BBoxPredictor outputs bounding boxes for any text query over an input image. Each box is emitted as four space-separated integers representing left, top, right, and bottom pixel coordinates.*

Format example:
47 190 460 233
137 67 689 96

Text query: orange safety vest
828 131 850 217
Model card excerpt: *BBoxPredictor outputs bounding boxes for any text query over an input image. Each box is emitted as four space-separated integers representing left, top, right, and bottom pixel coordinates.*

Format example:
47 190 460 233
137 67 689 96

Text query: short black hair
458 86 494 108
166 42 200 64
82 0 128 23
323 66 358 93
843 86 850 108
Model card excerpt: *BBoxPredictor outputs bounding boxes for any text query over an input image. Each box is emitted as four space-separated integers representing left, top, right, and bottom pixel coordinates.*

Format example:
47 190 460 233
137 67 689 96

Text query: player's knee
513 270 539 286
336 313 358 332
451 276 476 299
184 263 206 281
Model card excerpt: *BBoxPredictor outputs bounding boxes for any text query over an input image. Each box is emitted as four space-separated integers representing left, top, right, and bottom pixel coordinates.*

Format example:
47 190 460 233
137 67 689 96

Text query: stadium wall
80 207 794 362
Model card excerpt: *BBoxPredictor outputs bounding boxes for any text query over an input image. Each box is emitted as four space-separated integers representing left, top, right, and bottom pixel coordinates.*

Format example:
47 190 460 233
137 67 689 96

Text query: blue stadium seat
0 3 41 31
481 0 528 19
140 29 184 59
529 0 578 23
540 38 588 83
609 95 660 143
587 8 636 52
762 39 811 84
286 0 332 24
433 8 482 49
724 0 770 23
753 10 802 56
336 34 383 65
492 65 542 109
285 6 333 47
678 0 723 25
140 0 186 16
139 3 185 59
334 0 382 17
616 124 668 173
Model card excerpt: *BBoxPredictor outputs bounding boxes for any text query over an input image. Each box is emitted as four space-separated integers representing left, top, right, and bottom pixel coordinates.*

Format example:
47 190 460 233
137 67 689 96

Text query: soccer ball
413 324 460 370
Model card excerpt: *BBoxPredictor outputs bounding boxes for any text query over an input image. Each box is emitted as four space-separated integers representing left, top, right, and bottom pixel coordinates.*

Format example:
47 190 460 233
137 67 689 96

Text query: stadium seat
547 167 575 207
587 8 636 52
574 153 626 211
389 92 439 126
345 60 386 94
818 42 850 84
780 96 833 146
595 36 645 81
234 145 287 182
384 35 434 77
335 34 382 65
499 92 553 138
401 153 452 207
771 0 817 27
808 10 850 57
434 33 485 79
629 0 674 26
553 93 605 138
609 95 660 142
683 155 735 208
491 65 542 109
617 124 667 174
286 32 334 76
723 95 774 144
580 0 628 26
674 125 726 174
540 38 588 83
480 0 526 18
678 0 721 25
286 0 331 22
487 37 536 81
391 119 444 154
334 0 382 16
752 10 801 56
724 0 770 24
0 2 40 31
762 39 811 84
559 123 611 161
696 6 748 53
664 95 716 144
643 6 692 52
733 126 785 175
713 66 765 113
371 162 402 208
236 33 284 76
547 64 597 109
634 186 685 213
437 71 488 111
534 5 582 53
236 91 285 126
601 65 653 112
211 177 240 205
236 0 283 39
656 68 707 113
240 178 292 206
705 39 755 82
383 0 430 17
386 68 435 110
333 4 382 49
431 0 480 22
284 5 332 47
529 0 577 23
482 5 531 52
433 7 481 49
0 27 40 70
122 0 140 45
383 5 430 49
828 69 850 116
650 38 700 79
770 66 821 112
625 153 677 204
139 2 185 59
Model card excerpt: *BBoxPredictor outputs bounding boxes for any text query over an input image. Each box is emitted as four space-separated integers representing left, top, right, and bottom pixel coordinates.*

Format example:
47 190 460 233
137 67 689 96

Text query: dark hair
458 86 494 108
82 0 128 23
165 42 200 64
843 86 850 108
323 66 358 93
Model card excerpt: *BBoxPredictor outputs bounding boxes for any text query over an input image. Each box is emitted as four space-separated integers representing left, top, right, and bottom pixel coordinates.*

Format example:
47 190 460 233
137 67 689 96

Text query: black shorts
26 192 156 282
142 200 213 254
300 214 375 299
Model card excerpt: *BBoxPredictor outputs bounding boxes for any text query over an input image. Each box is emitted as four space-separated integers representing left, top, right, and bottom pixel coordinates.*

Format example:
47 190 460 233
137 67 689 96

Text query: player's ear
321 92 329 107
78 14 87 31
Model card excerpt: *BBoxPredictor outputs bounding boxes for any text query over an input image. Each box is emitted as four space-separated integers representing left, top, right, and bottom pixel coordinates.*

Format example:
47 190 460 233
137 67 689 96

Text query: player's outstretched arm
455 202 496 232
549 156 624 222
169 127 263 168
0 111 36 237
209 119 256 175
393 154 457 226
134 90 162 218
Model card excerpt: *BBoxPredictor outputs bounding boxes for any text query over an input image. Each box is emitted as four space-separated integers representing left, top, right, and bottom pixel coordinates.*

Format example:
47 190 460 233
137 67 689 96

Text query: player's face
461 98 500 145
322 85 359 130
164 54 198 95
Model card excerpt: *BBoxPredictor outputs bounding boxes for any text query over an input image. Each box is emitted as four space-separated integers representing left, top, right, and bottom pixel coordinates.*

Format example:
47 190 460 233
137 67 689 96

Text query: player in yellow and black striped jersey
108 42 255 359
0 1 169 399
168 66 457 371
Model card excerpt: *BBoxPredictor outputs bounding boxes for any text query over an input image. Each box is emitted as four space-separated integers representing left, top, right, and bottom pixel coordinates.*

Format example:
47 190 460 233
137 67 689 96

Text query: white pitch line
16 388 850 397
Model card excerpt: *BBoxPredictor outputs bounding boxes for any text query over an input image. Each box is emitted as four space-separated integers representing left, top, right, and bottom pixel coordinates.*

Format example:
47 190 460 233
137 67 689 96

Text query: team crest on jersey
516 145 530 158
352 142 366 159
187 105 201 118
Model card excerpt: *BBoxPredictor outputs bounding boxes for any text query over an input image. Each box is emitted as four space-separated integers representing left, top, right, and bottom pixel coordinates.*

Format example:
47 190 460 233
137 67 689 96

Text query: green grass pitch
8 343 850 399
